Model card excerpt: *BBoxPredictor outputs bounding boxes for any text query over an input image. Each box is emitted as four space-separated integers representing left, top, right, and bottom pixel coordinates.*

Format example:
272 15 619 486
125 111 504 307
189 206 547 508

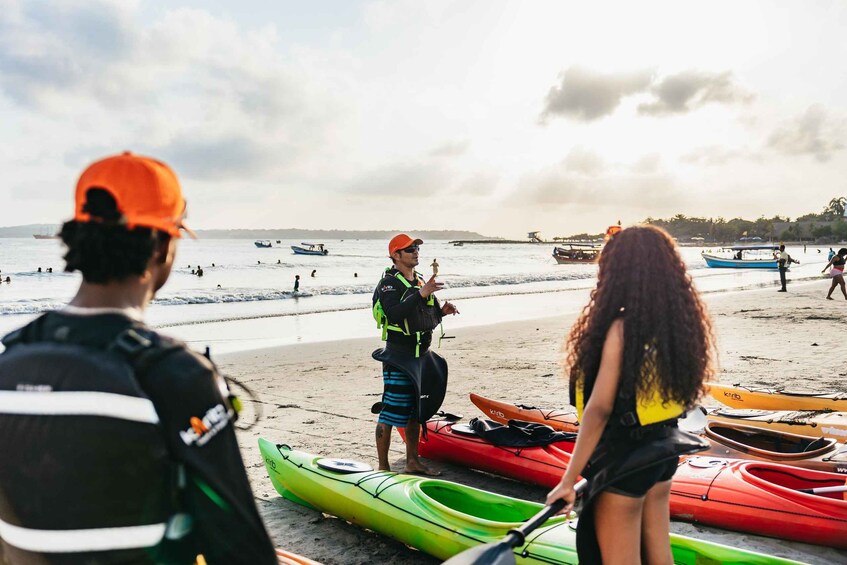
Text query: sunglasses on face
400 245 419 254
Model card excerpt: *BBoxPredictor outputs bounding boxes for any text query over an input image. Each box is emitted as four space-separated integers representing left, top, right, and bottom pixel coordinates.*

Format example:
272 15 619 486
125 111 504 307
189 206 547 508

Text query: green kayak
258 439 805 565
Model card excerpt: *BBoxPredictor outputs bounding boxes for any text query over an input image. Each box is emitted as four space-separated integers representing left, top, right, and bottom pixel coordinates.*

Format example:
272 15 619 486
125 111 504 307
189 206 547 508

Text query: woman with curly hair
547 225 715 564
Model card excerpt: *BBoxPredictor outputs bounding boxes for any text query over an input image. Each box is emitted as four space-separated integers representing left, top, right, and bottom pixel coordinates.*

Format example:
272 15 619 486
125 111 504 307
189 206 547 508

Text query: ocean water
0 238 834 353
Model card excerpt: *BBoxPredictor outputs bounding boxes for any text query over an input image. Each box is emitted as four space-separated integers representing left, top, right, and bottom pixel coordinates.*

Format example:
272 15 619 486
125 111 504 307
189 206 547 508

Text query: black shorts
604 456 679 498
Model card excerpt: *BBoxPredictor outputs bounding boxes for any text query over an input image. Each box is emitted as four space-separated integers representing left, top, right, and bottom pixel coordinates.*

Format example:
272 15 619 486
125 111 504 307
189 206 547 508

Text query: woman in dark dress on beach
547 225 715 564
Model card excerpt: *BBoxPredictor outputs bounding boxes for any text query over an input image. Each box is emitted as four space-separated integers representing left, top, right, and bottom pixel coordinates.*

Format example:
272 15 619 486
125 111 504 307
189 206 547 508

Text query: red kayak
470 393 847 473
671 457 847 548
404 417 847 548
398 417 574 488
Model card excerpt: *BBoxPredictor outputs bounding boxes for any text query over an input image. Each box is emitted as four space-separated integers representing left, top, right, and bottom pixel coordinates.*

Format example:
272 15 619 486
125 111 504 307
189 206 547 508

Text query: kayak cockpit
705 422 837 458
414 481 544 526
740 463 847 503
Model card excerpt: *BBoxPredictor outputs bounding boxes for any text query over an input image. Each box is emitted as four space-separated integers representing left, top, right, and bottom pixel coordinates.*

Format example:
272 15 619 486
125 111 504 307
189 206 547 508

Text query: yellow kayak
707 408 847 440
707 382 847 412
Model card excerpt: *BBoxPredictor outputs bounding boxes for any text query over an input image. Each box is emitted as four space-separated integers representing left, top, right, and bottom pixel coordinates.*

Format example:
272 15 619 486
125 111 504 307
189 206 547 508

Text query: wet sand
220 279 847 564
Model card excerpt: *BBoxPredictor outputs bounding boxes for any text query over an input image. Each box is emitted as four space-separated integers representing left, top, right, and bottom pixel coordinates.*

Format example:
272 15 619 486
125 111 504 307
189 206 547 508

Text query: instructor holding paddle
546 225 714 564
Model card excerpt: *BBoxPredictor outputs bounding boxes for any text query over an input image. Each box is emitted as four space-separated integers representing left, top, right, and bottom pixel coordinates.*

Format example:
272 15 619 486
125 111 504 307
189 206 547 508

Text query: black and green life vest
372 268 436 357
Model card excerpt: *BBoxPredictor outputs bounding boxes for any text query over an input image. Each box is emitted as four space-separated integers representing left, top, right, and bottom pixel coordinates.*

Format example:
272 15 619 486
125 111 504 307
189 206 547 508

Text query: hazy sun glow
1 0 844 237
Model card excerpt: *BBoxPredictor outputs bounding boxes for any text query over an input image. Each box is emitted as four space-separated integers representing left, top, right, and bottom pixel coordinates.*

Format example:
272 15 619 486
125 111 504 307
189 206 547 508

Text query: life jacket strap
0 518 169 553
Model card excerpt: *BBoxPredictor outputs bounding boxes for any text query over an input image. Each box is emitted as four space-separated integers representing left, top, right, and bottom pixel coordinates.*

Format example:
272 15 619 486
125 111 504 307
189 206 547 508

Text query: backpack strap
1 315 48 349
107 326 183 379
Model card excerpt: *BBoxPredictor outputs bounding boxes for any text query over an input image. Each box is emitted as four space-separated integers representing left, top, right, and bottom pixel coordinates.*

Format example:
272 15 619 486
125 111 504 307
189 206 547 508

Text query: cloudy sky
2 0 845 237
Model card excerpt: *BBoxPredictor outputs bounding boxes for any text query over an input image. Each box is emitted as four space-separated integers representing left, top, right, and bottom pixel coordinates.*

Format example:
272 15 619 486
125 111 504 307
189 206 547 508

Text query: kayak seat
803 437 833 453
705 422 835 457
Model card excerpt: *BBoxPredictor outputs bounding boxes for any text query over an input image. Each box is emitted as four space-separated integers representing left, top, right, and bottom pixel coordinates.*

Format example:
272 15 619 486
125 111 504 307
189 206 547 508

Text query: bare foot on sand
405 461 441 476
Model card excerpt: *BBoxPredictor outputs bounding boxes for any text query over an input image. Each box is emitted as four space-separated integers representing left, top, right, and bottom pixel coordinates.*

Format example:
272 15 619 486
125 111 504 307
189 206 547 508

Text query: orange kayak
468 393 579 432
707 382 847 412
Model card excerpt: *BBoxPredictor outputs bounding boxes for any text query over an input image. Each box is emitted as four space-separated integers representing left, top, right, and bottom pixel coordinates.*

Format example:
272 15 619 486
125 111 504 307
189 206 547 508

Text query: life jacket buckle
619 411 638 427
110 328 153 357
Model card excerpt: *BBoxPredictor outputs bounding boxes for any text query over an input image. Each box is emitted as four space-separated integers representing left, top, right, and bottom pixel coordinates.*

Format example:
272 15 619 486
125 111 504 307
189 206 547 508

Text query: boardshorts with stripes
378 363 416 428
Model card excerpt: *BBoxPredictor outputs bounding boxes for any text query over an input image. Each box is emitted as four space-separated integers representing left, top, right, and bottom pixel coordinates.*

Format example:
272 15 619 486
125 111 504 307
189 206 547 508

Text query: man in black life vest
372 234 458 475
0 152 276 564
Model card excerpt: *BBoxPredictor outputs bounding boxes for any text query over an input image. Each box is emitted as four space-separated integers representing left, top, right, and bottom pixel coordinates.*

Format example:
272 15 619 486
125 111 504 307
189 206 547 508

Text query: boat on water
291 242 328 256
255 240 272 248
701 245 780 269
32 234 59 240
552 243 601 264
258 440 802 564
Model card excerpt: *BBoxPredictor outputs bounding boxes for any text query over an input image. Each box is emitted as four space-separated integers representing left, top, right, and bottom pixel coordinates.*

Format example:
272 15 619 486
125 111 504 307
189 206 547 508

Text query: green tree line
559 197 847 243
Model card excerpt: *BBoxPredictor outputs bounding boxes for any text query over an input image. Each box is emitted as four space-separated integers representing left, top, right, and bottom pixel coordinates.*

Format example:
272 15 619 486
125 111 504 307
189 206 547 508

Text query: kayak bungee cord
425 420 574 473
514 403 579 427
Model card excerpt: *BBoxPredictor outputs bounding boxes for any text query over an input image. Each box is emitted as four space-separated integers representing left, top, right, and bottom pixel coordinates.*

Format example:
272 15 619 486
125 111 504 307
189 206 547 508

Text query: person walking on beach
777 244 799 292
0 152 276 565
372 234 458 475
821 248 847 300
546 225 714 563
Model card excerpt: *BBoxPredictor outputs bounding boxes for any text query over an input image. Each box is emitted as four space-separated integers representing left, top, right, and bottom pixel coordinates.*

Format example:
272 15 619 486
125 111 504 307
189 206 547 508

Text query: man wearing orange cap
0 153 276 564
371 234 459 474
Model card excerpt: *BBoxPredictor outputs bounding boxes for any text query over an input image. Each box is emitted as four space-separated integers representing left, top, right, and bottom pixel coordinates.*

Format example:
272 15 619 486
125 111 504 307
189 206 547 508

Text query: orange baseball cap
74 151 195 238
388 233 423 256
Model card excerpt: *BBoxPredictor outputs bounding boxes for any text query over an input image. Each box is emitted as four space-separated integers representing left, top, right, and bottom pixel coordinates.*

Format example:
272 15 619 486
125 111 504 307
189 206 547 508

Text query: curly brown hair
566 225 714 411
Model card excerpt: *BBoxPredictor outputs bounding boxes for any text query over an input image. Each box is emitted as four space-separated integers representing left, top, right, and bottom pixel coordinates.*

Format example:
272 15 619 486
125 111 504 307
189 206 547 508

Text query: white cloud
638 71 753 116
539 67 654 123
767 104 845 162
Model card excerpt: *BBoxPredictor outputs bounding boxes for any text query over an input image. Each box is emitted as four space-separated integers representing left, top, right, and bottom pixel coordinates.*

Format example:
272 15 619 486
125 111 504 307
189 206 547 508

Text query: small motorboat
552 243 601 264
291 242 328 256
701 245 779 269
254 240 272 248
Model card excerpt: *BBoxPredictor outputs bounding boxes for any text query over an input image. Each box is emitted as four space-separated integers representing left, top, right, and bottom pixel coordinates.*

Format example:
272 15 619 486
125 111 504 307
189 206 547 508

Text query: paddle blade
678 406 707 433
442 540 516 565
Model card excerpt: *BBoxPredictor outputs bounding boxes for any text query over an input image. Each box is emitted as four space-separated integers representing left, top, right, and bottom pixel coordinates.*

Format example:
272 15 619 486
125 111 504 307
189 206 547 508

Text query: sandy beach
220 279 847 565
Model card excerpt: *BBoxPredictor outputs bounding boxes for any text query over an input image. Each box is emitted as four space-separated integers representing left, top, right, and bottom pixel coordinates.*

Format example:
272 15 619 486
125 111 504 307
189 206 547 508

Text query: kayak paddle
797 485 847 494
442 478 587 565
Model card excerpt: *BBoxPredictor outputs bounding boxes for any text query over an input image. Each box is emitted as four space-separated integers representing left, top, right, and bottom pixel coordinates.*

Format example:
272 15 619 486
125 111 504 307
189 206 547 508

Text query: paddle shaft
798 485 847 494
506 478 587 547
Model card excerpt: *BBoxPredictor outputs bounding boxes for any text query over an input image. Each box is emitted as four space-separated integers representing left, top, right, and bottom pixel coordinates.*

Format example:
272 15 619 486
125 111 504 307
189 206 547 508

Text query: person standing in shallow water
546 225 715 564
776 244 798 292
294 274 300 292
821 248 847 300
